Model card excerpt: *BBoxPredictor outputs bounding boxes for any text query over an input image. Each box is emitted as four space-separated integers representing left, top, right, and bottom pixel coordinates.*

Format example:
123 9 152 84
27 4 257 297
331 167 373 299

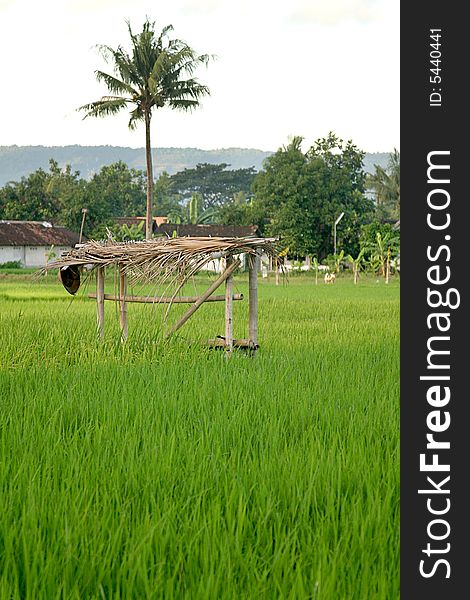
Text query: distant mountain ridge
0 145 390 186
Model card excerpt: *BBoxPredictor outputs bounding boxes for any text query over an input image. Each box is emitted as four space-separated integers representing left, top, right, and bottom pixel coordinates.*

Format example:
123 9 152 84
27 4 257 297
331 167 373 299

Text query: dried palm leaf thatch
44 236 280 295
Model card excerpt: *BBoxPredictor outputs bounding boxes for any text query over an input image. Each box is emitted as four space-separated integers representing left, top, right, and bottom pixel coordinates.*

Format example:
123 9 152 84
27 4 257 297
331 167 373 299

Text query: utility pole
333 211 345 255
79 208 87 244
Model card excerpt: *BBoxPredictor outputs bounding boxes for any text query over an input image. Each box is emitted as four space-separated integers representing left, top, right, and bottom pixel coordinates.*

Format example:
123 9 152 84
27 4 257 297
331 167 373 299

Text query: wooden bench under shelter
46 236 279 352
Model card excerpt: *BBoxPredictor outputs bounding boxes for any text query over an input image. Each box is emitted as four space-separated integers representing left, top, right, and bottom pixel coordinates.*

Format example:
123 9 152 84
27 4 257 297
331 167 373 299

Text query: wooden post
165 258 240 338
119 264 128 341
248 252 259 346
385 249 390 284
225 257 233 352
96 266 105 338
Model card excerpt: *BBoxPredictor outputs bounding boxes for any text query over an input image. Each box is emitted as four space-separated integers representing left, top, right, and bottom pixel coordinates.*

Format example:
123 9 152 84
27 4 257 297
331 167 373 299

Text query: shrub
0 261 23 269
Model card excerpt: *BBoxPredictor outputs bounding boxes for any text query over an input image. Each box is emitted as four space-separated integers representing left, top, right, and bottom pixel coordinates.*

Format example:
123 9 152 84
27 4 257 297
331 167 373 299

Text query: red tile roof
0 221 82 246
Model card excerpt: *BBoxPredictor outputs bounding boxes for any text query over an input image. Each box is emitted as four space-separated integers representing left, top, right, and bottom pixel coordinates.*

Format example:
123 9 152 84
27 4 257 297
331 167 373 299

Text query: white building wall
24 246 50 267
0 246 25 265
0 245 72 267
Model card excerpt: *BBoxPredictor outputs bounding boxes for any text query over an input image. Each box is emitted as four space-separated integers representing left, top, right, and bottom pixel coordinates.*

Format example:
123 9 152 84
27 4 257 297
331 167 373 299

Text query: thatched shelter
46 236 279 351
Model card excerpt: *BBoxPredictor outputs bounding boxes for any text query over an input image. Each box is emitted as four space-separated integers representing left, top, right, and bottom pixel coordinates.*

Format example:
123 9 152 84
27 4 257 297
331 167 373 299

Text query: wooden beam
165 258 240 338
87 293 243 304
119 265 128 341
225 257 233 352
248 253 259 346
96 266 105 338
206 338 258 349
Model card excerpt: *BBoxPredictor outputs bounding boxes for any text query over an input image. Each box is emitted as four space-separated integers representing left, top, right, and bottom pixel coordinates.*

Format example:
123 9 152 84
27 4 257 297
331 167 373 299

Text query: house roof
115 216 168 228
154 223 260 238
114 218 260 239
0 221 82 247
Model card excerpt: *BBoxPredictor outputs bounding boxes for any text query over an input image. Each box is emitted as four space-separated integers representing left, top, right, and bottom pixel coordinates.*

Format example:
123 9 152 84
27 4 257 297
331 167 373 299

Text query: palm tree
367 149 400 222
79 19 211 239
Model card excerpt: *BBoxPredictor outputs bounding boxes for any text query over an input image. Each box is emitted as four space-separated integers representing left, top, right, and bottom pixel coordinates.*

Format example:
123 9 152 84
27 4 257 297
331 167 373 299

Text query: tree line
0 18 400 264
0 134 400 261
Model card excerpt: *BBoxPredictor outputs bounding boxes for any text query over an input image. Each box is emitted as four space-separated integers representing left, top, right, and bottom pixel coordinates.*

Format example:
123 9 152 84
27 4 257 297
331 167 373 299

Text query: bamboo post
225 257 233 352
96 266 105 338
119 264 128 341
165 258 240 338
248 252 259 346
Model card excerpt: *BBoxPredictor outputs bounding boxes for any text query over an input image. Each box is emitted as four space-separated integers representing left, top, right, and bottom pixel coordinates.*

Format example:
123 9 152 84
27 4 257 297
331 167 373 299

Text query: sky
0 0 399 153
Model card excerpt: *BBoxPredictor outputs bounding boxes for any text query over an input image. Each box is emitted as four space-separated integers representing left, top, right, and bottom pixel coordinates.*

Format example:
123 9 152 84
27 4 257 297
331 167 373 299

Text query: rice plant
0 274 399 599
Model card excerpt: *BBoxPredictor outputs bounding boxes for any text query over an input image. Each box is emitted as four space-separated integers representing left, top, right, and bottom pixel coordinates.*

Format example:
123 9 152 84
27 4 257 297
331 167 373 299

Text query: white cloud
287 0 381 25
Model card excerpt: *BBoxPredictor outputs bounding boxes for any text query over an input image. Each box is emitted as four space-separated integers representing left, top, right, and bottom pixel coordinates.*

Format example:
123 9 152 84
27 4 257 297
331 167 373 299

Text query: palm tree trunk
145 112 153 240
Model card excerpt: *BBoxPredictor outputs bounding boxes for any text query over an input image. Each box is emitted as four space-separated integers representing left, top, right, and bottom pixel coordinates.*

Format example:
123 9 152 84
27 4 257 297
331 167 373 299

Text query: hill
0 145 390 186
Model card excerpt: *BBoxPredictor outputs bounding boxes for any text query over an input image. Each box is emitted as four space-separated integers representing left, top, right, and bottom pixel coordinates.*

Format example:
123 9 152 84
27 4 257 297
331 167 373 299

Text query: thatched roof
45 236 279 292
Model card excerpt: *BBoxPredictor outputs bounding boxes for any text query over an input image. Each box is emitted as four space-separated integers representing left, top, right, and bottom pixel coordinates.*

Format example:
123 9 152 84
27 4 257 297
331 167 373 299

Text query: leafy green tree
154 171 183 216
79 19 211 239
367 149 400 221
216 192 267 229
167 163 256 209
85 161 146 230
253 133 373 259
0 166 59 222
45 160 87 231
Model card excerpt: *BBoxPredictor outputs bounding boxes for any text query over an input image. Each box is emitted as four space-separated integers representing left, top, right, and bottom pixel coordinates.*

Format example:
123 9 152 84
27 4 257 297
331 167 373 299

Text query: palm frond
94 71 137 96
128 105 145 130
78 97 130 119
79 20 212 127
166 79 210 101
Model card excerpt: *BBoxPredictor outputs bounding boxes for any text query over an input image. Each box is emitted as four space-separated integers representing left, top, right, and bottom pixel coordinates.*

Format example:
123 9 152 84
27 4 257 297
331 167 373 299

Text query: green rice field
0 272 399 599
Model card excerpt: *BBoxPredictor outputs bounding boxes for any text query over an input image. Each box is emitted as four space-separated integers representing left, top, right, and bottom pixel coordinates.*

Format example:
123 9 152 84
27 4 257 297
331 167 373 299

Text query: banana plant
332 250 344 274
312 256 319 285
189 193 217 224
346 248 365 284
366 231 400 282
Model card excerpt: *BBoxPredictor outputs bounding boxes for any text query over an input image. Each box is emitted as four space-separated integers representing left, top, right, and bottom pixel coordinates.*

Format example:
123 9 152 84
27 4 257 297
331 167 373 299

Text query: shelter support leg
248 253 259 347
165 258 240 338
225 257 233 352
96 266 105 339
119 265 128 341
